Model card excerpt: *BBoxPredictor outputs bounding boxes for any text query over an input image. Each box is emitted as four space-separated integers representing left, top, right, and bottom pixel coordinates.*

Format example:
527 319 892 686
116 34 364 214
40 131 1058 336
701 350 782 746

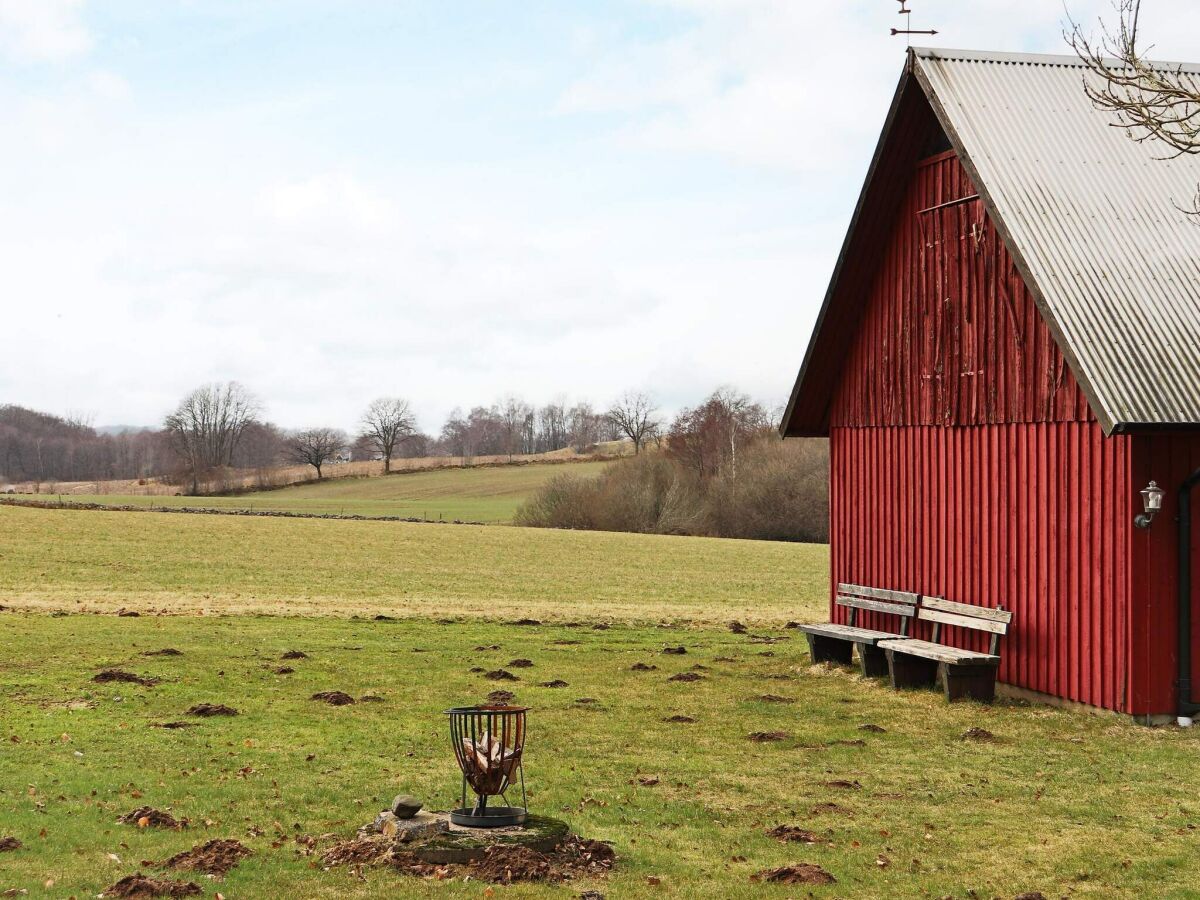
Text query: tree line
0 383 679 490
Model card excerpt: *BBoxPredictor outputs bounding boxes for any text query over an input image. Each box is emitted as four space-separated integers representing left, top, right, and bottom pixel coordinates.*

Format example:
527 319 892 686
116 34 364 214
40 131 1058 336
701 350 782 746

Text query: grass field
3 505 1200 898
23 459 613 523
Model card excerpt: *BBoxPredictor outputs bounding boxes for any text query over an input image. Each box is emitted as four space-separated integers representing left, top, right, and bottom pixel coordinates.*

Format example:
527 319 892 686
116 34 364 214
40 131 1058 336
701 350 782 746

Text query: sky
4 0 1200 434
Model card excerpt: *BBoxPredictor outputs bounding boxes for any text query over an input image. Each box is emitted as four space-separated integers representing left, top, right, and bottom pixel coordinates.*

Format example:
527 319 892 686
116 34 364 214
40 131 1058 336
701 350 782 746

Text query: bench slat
921 595 1012 624
878 638 999 666
836 595 917 617
798 623 898 644
917 607 1008 635
838 583 919 604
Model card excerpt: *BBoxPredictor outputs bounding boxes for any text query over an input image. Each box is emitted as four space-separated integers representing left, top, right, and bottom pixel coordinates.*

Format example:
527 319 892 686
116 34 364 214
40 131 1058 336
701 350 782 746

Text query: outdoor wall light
1135 480 1164 529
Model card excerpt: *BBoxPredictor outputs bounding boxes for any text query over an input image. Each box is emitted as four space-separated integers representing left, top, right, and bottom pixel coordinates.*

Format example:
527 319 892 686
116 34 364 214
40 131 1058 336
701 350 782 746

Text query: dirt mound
119 807 185 829
102 874 201 898
962 727 995 742
859 723 886 733
281 650 307 660
663 715 696 724
273 666 294 675
94 670 159 687
142 649 182 657
311 691 355 706
486 690 515 704
359 694 384 702
752 863 836 885
507 659 534 668
747 731 789 742
486 670 519 681
322 836 393 866
539 680 569 688
512 618 542 626
163 839 252 876
754 694 795 703
117 609 141 617
824 779 862 790
186 703 237 717
668 672 703 683
662 646 687 655
728 621 748 634
468 836 615 884
0 836 21 852
811 802 851 816
630 663 657 671
766 825 825 844
150 722 194 729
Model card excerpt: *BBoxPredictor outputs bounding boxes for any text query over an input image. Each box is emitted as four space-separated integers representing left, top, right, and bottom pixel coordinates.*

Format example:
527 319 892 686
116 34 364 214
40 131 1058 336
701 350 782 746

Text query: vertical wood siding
830 424 1131 711
825 151 1138 713
830 151 1092 428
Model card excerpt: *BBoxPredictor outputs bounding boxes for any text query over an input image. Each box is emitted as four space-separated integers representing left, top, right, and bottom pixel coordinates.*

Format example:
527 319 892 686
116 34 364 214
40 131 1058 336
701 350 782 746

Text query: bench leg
805 634 853 667
856 642 889 678
885 650 938 690
940 664 998 703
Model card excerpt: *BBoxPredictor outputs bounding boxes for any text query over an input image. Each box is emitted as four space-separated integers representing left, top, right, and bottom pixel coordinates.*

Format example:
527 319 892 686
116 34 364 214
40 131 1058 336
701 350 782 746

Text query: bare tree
284 427 347 480
359 397 415 473
163 382 260 494
606 391 661 454
1068 0 1200 211
498 395 534 459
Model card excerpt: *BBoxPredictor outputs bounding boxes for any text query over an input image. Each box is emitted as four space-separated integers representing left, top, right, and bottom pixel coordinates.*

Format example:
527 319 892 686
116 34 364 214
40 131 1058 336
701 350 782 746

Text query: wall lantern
1135 480 1164 529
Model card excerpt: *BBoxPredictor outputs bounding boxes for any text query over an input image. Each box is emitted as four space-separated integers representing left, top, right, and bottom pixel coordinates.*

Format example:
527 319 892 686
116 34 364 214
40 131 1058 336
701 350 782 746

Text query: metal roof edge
780 55 917 438
911 45 1200 75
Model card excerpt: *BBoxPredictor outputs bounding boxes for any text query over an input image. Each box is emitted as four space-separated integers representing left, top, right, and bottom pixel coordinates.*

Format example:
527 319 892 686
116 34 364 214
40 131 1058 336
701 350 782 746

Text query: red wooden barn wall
827 150 1137 713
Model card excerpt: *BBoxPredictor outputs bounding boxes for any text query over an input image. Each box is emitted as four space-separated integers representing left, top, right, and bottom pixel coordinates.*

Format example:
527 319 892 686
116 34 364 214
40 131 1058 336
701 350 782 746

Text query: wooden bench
797 584 920 677
877 597 1013 702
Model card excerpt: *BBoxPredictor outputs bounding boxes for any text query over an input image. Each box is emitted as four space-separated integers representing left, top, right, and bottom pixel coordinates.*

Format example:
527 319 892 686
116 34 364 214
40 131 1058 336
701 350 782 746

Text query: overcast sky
4 0 1200 433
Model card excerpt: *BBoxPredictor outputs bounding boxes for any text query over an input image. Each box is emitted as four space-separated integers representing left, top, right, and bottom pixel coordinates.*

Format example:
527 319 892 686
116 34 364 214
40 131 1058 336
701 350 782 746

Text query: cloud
0 0 91 64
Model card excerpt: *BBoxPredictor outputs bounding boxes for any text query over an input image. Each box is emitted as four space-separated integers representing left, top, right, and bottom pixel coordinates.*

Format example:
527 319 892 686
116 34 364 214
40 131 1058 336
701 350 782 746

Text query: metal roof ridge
912 45 1200 75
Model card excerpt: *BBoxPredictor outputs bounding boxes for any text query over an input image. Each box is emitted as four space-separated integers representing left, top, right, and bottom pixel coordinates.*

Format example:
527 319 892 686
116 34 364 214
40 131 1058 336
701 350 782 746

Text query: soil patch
117 609 141 617
507 659 534 668
663 715 696 724
486 670 519 681
662 646 687 655
766 825 825 844
811 802 851 816
102 874 201 898
748 731 789 742
0 837 21 852
552 640 580 645
186 703 237 717
281 650 307 660
830 739 867 747
630 663 657 671
859 723 886 733
668 672 703 683
322 836 393 866
754 694 795 703
962 727 995 742
142 649 182 657
475 644 500 650
468 836 615 884
311 691 355 706
728 621 748 634
539 680 569 688
273 666 294 675
94 669 159 687
359 694 384 702
486 690 515 704
752 863 836 885
575 697 599 705
119 807 185 829
512 619 542 626
150 722 194 730
824 779 862 790
162 839 252 877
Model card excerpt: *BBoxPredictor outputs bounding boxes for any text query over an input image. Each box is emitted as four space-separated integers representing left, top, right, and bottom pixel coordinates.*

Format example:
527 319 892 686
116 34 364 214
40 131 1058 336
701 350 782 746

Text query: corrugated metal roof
911 48 1200 433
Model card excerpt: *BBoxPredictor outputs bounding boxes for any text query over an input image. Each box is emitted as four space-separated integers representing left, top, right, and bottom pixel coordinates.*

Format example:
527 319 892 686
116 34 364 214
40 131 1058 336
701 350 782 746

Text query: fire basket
446 705 529 827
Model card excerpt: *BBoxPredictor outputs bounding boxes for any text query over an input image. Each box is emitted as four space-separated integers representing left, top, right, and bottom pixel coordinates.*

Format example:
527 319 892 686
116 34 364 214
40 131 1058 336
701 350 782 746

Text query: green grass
35 459 613 523
4 612 1200 898
0 505 826 624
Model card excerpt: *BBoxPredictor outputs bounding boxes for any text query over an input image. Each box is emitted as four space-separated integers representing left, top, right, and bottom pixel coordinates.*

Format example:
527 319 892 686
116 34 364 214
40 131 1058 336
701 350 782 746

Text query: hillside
20 458 615 523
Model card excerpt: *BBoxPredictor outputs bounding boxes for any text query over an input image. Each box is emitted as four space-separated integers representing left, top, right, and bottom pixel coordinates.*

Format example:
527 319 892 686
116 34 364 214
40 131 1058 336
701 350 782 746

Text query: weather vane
891 0 938 40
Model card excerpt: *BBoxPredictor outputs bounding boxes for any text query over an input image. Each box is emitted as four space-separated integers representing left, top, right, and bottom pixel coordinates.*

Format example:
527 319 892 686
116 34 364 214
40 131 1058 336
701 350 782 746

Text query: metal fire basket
446 704 529 827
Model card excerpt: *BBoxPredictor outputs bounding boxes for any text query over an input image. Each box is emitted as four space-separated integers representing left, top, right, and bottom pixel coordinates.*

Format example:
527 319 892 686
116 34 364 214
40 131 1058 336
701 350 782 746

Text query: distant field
27 459 613 523
0 504 827 624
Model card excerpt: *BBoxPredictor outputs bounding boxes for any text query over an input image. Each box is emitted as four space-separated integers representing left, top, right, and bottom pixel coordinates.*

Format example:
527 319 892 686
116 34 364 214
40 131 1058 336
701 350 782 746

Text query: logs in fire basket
446 704 529 827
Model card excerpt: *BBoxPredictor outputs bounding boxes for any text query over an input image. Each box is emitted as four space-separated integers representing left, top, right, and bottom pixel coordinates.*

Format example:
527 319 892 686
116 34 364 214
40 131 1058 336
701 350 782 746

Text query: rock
363 810 447 843
391 794 423 819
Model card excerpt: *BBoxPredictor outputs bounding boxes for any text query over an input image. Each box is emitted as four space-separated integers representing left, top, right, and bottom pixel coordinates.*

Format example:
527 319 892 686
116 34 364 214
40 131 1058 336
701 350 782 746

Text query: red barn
781 48 1200 723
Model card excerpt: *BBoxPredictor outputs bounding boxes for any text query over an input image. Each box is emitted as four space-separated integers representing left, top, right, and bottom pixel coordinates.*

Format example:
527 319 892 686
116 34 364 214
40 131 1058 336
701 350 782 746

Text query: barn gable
783 48 1200 437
